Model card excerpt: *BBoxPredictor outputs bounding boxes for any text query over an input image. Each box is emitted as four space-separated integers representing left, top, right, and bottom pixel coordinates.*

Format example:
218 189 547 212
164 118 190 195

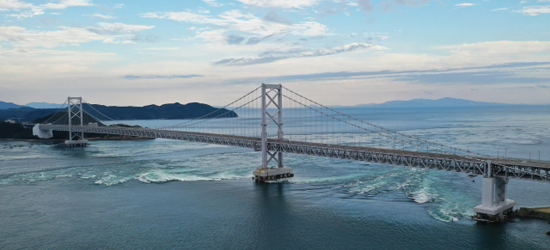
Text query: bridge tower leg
253 84 294 182
65 97 89 147
472 161 516 222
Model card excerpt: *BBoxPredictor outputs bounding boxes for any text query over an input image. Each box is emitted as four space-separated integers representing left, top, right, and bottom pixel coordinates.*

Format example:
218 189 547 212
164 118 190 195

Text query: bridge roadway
40 124 550 182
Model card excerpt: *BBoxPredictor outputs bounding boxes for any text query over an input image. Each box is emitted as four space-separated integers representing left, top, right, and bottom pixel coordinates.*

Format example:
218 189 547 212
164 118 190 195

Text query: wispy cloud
516 5 550 16
202 0 224 7
92 13 116 20
455 3 476 7
125 74 203 80
237 0 321 8
436 41 550 56
214 43 388 66
492 8 508 12
141 9 330 47
3 0 94 19
144 47 180 51
141 10 329 38
357 0 374 11
0 23 154 48
228 61 550 84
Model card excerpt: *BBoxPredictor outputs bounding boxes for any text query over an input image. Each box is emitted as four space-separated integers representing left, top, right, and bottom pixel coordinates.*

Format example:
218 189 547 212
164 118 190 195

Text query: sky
0 0 549 106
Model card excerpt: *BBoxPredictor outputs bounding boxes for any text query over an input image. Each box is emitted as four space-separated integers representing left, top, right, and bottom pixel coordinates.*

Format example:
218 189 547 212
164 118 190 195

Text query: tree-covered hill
0 122 37 139
85 102 237 120
0 102 238 123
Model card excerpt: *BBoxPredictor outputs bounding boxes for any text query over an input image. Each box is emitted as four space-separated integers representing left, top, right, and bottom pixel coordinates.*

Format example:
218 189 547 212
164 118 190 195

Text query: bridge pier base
64 139 89 147
472 176 516 222
253 167 294 182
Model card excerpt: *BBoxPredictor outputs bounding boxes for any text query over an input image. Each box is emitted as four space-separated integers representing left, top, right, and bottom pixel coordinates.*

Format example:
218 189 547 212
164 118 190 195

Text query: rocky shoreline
509 207 550 221
509 206 550 236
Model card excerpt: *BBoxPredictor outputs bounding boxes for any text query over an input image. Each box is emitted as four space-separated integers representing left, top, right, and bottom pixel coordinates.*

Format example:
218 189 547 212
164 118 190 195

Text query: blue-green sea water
1 106 550 249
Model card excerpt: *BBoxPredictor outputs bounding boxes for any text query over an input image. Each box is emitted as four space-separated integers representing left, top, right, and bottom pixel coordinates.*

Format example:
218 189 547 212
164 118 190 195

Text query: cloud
435 41 550 58
202 0 223 7
226 34 245 44
40 0 93 9
213 43 387 66
125 74 203 80
144 47 180 51
356 0 374 11
2 0 94 19
92 13 116 20
379 0 431 11
245 34 275 45
455 3 475 7
87 22 154 35
237 0 321 8
141 9 329 44
262 10 292 25
516 5 550 16
492 8 508 12
0 23 154 48
228 61 550 84
392 0 430 6
0 48 115 78
0 0 34 11
538 84 550 88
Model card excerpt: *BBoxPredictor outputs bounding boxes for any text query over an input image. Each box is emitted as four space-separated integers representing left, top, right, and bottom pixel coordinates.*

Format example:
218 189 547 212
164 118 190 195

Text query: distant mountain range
0 97 531 122
0 101 69 110
25 102 64 109
353 97 511 108
0 101 22 110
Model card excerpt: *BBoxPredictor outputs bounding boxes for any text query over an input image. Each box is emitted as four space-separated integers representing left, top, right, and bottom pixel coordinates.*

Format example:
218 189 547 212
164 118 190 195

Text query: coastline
510 207 550 222
0 136 153 142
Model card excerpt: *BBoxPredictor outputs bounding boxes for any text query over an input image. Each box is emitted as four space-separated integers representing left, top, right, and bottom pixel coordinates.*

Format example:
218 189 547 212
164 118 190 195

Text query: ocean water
1 106 550 249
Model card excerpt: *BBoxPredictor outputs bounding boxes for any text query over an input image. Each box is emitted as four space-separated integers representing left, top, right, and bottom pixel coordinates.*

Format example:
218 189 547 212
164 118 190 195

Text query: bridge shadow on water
250 182 295 248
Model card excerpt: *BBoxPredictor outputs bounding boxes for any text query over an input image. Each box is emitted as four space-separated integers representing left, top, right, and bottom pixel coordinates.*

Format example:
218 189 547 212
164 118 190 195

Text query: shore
510 207 550 222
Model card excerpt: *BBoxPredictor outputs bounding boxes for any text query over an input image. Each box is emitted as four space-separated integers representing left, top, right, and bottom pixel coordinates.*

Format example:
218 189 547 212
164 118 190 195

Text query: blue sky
1 0 549 106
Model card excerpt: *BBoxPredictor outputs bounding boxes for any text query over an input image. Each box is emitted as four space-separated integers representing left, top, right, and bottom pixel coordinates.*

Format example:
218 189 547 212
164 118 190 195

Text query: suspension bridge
31 84 550 222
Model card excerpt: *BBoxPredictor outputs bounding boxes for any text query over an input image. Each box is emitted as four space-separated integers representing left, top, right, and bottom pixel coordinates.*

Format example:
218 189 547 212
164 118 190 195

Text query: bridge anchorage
253 84 294 182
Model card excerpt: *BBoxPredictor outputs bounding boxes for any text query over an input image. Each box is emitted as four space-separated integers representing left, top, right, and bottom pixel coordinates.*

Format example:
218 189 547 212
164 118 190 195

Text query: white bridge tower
253 84 294 182
65 97 89 147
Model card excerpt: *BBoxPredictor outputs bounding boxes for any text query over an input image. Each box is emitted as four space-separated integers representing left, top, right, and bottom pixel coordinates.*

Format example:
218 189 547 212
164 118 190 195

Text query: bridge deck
39 124 550 182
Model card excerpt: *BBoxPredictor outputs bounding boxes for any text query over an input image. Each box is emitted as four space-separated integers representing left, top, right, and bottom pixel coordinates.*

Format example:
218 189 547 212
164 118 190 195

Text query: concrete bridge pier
472 161 516 222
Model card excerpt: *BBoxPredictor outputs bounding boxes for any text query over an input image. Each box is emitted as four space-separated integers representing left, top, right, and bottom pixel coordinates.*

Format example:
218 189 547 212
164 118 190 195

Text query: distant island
353 97 512 108
0 102 238 123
